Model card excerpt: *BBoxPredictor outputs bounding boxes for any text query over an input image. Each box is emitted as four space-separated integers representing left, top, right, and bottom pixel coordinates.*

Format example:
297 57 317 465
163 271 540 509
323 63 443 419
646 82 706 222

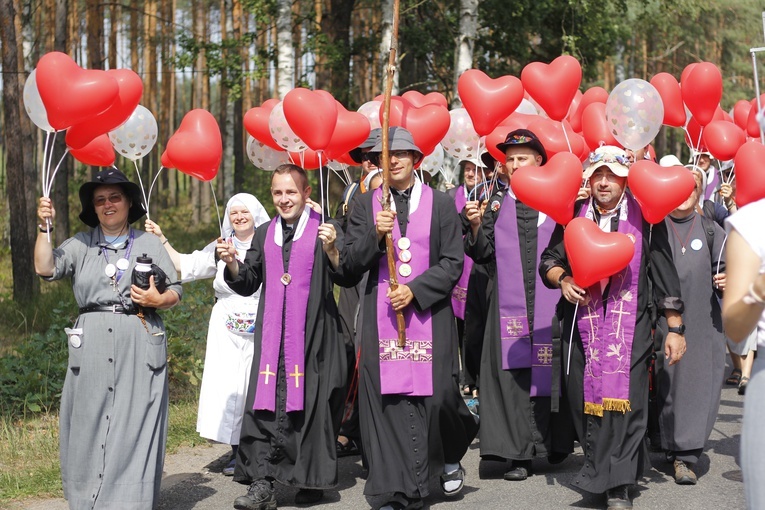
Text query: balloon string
41 131 51 197
566 301 580 376
132 160 151 220
343 164 351 185
46 149 70 197
329 167 346 186
209 180 224 238
147 167 164 214
562 123 573 153
44 131 59 197
717 232 727 277
318 151 326 223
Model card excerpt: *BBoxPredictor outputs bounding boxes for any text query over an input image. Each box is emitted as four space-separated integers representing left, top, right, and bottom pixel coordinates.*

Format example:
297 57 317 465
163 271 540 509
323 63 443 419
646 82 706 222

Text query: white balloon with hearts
246 135 291 171
357 100 382 131
109 105 158 161
419 143 444 176
268 101 307 152
441 108 480 160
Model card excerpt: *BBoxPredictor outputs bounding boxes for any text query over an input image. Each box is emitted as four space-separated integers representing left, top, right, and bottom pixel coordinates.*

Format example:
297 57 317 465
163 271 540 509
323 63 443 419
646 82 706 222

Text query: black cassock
539 201 683 494
465 190 575 462
224 218 351 489
342 187 479 502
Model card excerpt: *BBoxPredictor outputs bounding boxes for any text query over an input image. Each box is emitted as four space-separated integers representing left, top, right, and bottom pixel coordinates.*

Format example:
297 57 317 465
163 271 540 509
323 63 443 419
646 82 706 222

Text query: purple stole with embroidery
373 185 434 396
452 185 473 320
494 194 558 397
575 194 643 416
253 210 320 412
705 169 719 201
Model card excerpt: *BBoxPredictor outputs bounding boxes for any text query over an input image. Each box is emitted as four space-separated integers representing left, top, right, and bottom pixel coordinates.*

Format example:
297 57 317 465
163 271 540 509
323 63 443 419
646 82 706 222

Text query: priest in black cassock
342 127 479 510
220 164 351 510
540 146 686 510
465 129 575 481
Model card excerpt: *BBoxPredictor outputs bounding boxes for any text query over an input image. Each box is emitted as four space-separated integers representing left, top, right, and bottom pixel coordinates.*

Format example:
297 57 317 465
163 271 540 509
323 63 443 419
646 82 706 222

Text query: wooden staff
380 0 406 348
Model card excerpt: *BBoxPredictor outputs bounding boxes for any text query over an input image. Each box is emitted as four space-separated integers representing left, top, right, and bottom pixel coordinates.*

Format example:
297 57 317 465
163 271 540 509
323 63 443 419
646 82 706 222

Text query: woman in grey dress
655 166 727 486
34 168 182 510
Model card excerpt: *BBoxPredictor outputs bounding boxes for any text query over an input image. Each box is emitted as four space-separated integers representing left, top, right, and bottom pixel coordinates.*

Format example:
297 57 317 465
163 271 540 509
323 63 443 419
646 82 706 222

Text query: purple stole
452 185 473 319
575 194 643 416
373 184 434 396
494 193 558 397
253 210 320 412
705 168 719 201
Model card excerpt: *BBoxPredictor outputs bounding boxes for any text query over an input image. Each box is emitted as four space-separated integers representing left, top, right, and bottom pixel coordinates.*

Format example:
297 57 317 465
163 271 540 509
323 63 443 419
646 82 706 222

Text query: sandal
726 368 742 386
739 376 750 396
336 438 360 457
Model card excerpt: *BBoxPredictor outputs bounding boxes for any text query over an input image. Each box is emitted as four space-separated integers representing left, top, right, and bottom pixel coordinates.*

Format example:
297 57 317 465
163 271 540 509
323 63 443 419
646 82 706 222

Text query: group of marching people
36 123 764 510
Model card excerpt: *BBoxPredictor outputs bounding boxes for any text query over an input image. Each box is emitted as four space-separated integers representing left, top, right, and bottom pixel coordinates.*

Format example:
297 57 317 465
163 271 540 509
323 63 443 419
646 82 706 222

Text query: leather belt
79 304 137 315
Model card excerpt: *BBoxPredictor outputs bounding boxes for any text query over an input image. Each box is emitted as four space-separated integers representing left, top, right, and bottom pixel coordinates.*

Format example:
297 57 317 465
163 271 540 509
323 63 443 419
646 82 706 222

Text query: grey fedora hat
368 127 424 165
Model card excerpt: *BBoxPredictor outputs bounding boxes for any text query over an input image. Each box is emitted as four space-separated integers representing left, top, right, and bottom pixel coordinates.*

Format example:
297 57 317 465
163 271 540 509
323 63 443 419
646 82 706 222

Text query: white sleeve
179 240 217 282
726 200 765 261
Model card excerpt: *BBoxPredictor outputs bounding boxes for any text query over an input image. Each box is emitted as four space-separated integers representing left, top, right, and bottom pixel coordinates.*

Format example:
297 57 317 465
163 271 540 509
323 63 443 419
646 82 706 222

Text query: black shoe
503 460 531 481
234 479 277 510
605 485 632 509
440 464 465 497
739 376 750 395
295 489 324 505
379 498 424 510
336 438 360 458
222 456 237 476
547 452 568 465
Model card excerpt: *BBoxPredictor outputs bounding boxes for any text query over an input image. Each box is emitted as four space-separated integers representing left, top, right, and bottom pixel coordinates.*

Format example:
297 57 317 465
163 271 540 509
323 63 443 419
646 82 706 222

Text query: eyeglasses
93 193 125 207
390 150 412 159
589 151 630 167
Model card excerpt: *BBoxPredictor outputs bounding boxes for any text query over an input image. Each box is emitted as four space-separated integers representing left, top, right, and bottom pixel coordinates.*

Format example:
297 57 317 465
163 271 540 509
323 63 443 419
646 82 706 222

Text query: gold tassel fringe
584 402 604 417
602 398 632 414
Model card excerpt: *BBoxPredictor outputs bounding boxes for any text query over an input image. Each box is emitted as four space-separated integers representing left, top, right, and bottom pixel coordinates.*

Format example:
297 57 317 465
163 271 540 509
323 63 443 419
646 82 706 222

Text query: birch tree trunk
233 0 246 193
453 0 477 108
2 0 38 301
276 0 294 99
379 0 398 95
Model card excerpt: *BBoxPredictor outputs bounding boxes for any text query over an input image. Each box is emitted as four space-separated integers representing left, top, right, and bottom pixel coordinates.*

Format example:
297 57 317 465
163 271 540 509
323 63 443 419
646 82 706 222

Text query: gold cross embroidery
537 346 553 365
259 364 275 385
506 318 524 336
289 365 304 388
611 300 631 338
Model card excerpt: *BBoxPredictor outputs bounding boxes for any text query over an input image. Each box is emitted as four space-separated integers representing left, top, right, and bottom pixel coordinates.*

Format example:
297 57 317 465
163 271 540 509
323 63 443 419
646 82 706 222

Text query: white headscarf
221 193 270 237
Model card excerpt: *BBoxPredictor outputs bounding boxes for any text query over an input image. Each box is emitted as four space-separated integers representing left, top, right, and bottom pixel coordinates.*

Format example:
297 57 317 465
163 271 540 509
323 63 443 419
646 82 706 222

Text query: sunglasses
93 193 125 207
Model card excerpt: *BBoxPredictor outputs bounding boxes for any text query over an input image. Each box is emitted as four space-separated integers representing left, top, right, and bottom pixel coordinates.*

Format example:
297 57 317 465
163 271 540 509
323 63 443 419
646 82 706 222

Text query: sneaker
440 464 465 497
673 459 698 485
222 456 236 476
605 485 632 509
234 479 277 510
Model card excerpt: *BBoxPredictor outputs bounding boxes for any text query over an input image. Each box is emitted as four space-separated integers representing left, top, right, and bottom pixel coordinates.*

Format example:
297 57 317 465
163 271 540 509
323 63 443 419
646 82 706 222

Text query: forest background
0 0 764 501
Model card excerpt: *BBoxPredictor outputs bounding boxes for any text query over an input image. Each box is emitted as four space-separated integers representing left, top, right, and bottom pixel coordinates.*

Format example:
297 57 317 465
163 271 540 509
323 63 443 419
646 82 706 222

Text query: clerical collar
281 217 295 231
391 185 413 199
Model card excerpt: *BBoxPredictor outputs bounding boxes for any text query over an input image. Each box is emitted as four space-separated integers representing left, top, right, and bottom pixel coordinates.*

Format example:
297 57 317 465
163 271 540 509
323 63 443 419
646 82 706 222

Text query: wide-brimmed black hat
349 127 383 164
78 168 146 228
368 127 424 166
480 151 498 171
496 128 548 165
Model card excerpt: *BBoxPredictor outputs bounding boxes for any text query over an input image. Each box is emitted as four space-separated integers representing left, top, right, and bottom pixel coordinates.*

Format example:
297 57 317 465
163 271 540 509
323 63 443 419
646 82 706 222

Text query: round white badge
399 249 412 263
104 263 117 278
398 263 412 278
397 237 411 250
690 238 703 251
116 258 130 271
69 335 82 348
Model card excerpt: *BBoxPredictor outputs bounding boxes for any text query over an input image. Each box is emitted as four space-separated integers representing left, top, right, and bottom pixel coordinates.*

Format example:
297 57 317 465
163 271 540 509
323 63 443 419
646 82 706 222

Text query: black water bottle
132 254 153 290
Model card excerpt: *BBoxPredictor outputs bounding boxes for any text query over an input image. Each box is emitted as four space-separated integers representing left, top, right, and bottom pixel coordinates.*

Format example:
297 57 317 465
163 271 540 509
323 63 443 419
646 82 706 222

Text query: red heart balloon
734 141 765 207
521 56 582 121
69 133 115 167
401 90 448 109
386 100 450 157
627 160 696 224
289 148 322 170
564 217 636 289
733 99 752 131
581 102 620 150
486 119 529 163
746 95 765 137
685 107 725 150
244 98 282 152
566 90 583 125
324 103 371 161
569 87 608 133
457 69 524 136
510 152 582 225
160 149 174 169
703 120 746 161
65 69 144 150
36 52 120 130
166 109 222 181
680 63 698 85
681 62 723 127
527 117 581 160
650 73 686 127
283 88 338 151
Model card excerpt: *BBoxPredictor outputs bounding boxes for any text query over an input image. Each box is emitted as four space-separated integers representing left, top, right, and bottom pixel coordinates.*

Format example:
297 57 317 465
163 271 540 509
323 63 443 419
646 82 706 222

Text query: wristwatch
667 324 686 335
557 272 570 288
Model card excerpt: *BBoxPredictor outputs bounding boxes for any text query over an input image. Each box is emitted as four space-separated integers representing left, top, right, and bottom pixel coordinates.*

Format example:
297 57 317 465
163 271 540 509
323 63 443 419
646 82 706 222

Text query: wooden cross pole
380 0 407 348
